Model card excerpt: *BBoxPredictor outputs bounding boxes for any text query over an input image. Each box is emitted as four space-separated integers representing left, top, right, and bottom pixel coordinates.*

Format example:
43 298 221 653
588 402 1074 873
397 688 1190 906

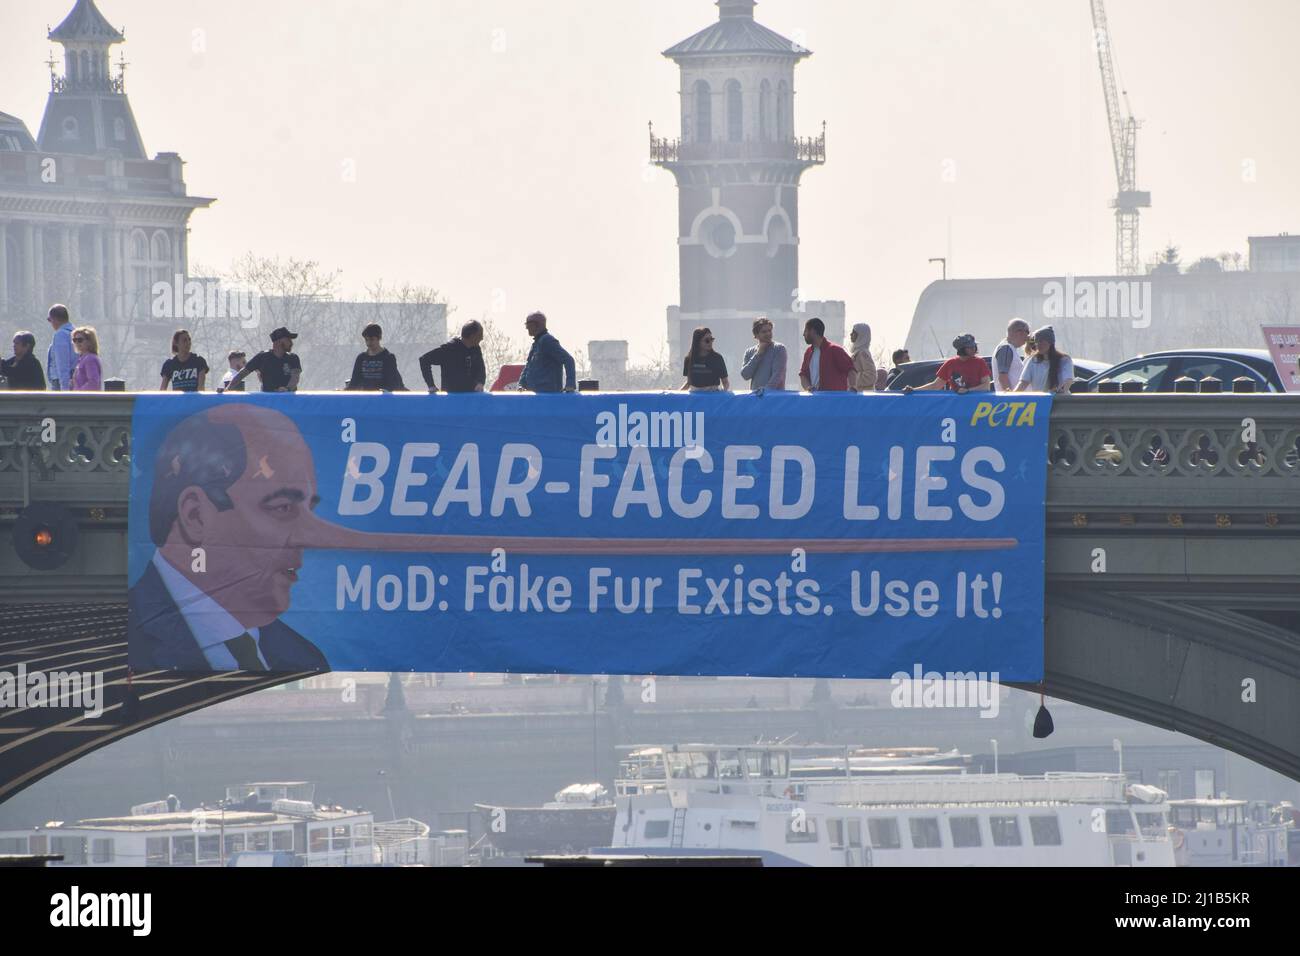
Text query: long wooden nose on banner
287 514 1017 556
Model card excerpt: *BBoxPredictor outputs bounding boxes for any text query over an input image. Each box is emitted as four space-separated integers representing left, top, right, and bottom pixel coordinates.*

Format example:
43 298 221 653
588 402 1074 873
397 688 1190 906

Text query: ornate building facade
653 0 844 376
0 0 213 382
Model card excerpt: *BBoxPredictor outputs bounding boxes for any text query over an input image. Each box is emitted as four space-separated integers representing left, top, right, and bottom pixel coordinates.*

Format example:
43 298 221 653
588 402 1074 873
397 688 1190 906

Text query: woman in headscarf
849 322 876 393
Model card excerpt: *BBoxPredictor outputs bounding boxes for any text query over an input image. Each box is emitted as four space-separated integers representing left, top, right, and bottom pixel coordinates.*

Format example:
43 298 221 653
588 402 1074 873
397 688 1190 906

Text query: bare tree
477 314 529 384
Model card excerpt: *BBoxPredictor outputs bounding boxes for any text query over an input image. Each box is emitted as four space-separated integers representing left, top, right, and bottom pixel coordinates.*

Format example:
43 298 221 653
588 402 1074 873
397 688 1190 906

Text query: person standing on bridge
518 312 576 393
159 330 210 391
45 304 76 391
682 327 730 392
1015 326 1075 394
993 318 1031 393
849 323 877 393
419 320 487 393
903 334 991 394
70 326 103 391
2 332 46 390
798 317 853 392
345 323 407 391
740 317 786 391
221 327 301 393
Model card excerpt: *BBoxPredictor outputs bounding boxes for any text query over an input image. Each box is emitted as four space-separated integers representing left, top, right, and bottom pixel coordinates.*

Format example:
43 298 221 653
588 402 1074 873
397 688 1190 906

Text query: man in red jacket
798 317 855 392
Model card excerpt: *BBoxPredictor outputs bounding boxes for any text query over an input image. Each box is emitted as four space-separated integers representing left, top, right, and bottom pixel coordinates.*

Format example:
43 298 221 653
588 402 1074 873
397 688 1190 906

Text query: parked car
886 356 1111 392
1075 349 1285 393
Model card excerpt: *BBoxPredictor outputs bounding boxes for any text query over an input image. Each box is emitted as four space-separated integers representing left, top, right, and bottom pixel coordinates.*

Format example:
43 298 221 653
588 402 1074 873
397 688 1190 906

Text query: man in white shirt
993 318 1030 393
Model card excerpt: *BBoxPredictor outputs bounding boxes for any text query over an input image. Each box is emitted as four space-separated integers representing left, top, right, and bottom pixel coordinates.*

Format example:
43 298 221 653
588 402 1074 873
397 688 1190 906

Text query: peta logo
49 887 151 936
969 401 1037 427
594 404 704 452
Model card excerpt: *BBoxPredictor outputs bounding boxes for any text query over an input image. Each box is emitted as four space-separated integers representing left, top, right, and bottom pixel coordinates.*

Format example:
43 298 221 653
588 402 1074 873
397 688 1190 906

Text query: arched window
79 51 91 85
777 81 789 139
150 231 172 287
129 229 150 315
759 80 771 141
726 80 743 143
67 53 79 85
61 117 79 141
694 80 712 144
113 118 126 141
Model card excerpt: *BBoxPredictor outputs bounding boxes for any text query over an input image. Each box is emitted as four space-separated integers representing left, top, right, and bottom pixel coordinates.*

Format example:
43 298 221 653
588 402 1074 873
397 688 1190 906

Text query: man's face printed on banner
166 405 320 628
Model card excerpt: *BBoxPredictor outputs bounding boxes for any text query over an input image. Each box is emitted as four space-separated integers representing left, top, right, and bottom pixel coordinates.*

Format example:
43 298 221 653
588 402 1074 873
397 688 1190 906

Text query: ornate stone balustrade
0 393 1296 518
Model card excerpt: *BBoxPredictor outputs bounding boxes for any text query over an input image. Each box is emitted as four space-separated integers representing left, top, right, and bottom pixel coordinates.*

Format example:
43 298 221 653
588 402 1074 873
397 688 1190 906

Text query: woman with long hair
681 326 729 392
160 329 210 391
1014 326 1074 394
71 326 103 391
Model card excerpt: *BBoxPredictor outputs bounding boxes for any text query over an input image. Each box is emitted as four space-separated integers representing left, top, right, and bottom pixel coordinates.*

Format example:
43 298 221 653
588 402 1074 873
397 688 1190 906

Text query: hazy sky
4 0 1299 359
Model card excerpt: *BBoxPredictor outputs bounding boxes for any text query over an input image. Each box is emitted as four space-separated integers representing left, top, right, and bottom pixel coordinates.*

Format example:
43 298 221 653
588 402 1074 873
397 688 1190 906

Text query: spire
49 0 124 44
718 0 756 18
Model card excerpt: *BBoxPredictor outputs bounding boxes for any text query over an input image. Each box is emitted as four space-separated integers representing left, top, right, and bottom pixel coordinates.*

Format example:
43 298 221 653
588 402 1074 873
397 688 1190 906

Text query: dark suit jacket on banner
128 560 328 672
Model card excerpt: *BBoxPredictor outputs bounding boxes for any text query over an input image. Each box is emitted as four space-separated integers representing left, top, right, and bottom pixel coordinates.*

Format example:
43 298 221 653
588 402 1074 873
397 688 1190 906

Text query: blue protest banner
127 391 1050 678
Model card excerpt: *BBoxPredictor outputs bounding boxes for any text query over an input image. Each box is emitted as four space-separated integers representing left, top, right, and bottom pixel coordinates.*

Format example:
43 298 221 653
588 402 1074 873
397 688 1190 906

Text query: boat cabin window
353 823 372 847
1029 815 1062 846
1134 812 1166 837
909 818 942 849
785 814 819 844
847 819 863 848
51 837 87 865
718 750 744 779
172 835 196 865
224 834 245 856
273 830 294 851
644 819 670 840
250 831 270 852
1105 810 1136 836
28 835 47 855
0 837 27 854
309 828 329 853
146 837 169 866
868 818 901 850
92 838 115 864
667 751 716 780
744 750 788 779
990 816 1022 847
332 826 351 851
827 818 845 849
197 835 220 863
950 816 982 848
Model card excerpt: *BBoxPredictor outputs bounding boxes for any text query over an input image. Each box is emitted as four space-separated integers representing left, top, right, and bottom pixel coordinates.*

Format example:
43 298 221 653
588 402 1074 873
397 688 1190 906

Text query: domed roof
664 0 809 60
49 0 124 44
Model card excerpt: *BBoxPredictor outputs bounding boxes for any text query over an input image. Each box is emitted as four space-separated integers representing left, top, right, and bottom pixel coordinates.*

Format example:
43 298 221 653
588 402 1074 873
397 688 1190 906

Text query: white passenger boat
0 781 451 866
1168 797 1296 867
599 744 1175 866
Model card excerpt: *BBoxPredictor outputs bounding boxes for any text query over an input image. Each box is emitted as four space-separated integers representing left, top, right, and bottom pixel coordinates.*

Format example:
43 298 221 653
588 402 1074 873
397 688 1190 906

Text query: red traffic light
33 528 53 548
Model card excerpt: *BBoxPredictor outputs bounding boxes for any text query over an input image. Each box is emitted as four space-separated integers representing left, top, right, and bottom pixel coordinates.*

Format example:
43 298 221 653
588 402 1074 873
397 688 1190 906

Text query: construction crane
1090 0 1151 276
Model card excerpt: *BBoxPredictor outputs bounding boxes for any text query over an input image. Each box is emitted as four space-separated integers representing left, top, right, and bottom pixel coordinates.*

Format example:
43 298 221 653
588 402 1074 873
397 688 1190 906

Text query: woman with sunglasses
70 326 103 391
681 327 729 392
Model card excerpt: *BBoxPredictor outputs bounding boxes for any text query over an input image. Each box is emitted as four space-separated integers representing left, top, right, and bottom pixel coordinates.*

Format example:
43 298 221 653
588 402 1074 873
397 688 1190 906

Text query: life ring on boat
1170 827 1185 850
783 787 795 800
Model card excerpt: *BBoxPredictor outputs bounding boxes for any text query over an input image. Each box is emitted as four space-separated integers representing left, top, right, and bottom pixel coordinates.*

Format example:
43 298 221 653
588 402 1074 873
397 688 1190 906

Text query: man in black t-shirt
419 320 487 393
221 328 301 393
1 331 46 390
345 323 407 391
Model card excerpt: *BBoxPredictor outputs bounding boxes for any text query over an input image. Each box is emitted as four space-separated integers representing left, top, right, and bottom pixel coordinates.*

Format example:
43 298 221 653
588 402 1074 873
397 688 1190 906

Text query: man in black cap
903 333 991 394
220 327 301 393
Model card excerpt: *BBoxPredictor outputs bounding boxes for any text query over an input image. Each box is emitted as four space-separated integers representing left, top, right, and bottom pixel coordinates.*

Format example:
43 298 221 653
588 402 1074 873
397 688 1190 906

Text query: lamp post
1113 738 1124 780
990 738 999 776
928 257 947 280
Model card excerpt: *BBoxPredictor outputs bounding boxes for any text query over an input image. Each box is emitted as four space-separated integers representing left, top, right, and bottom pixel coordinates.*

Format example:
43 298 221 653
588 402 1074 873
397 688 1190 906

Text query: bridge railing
1 393 1297 515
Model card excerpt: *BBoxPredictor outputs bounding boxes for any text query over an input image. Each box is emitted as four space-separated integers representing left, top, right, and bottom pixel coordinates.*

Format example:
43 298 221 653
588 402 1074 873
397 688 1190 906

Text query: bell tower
652 0 842 373
38 0 145 158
